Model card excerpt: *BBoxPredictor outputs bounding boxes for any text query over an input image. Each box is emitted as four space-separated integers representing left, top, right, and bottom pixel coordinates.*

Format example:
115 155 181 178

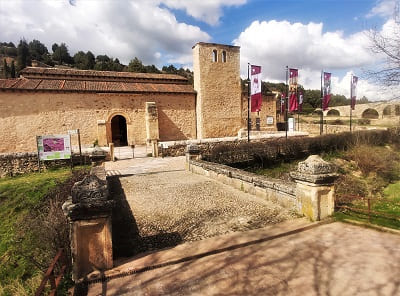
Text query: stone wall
0 152 90 177
187 155 338 221
160 132 308 157
298 123 378 135
188 159 298 211
0 91 196 153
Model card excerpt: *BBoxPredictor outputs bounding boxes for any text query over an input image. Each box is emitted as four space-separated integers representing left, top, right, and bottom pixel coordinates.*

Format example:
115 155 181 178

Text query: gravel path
107 157 297 257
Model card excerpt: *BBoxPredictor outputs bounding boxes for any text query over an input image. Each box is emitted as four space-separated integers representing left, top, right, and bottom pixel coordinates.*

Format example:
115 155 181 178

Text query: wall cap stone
290 155 339 185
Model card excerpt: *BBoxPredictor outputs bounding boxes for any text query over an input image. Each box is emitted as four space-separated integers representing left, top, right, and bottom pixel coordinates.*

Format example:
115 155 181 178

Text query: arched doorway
111 115 128 146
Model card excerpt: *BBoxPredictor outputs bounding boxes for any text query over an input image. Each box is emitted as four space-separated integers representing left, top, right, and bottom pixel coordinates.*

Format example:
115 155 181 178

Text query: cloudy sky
0 0 399 100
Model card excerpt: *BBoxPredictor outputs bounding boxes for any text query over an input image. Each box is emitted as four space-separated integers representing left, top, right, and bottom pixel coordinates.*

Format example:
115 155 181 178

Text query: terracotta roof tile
20 67 188 83
0 78 195 94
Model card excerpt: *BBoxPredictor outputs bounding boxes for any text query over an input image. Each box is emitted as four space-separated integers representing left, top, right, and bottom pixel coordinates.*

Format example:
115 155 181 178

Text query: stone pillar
185 144 201 170
290 155 338 221
151 140 159 157
145 102 159 141
62 168 114 281
109 143 115 162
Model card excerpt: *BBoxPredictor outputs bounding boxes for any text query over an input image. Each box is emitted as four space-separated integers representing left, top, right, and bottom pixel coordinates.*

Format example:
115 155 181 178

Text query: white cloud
0 0 211 65
232 19 400 100
367 0 398 18
161 0 247 26
234 20 374 79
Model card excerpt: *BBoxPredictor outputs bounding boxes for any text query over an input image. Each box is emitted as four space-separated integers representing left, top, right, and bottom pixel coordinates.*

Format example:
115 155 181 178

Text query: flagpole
247 63 250 142
320 70 323 135
285 66 289 140
350 74 353 132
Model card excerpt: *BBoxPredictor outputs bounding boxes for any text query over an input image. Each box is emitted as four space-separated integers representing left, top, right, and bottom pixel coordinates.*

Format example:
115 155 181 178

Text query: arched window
212 49 217 62
222 51 227 62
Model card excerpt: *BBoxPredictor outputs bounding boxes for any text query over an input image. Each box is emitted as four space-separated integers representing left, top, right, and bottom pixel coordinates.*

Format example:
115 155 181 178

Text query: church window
212 50 217 62
222 51 227 62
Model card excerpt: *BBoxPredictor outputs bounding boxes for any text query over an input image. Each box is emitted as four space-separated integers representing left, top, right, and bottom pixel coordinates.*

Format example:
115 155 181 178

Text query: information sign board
37 135 71 160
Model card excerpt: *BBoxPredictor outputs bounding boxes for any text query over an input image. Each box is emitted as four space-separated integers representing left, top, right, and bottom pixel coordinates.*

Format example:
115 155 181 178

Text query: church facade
0 43 277 153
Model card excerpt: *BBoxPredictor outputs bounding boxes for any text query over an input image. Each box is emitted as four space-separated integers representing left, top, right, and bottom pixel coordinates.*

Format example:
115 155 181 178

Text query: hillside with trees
0 38 193 83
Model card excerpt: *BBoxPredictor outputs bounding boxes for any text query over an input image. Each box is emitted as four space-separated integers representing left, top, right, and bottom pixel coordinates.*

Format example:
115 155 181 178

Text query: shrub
357 118 370 125
205 129 398 168
348 145 400 182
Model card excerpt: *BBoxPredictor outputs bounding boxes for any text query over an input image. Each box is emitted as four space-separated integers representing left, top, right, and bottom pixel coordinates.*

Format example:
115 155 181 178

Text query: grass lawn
0 167 85 295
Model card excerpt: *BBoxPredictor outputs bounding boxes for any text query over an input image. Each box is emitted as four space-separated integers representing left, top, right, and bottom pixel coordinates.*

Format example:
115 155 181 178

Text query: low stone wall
160 132 308 157
0 152 91 178
188 159 299 212
299 123 381 135
187 153 338 221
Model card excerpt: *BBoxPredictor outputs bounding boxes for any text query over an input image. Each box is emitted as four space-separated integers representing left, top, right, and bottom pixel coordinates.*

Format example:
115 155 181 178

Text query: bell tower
193 42 242 139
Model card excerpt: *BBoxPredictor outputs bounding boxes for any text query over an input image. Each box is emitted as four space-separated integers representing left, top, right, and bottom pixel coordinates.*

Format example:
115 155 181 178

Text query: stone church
0 43 277 153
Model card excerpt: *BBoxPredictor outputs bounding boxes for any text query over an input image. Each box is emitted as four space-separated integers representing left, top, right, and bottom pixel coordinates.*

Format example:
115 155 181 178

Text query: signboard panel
37 135 71 160
288 118 295 132
266 116 274 125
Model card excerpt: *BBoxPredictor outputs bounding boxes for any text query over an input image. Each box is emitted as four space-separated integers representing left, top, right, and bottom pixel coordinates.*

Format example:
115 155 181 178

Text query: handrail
35 248 67 296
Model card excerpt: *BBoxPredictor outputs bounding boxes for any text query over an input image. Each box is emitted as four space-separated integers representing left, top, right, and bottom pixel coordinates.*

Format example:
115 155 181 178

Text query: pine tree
16 39 31 72
2 59 9 78
10 61 16 78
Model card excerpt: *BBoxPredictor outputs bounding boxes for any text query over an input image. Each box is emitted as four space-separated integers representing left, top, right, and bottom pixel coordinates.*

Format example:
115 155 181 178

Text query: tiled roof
20 67 188 83
0 78 195 94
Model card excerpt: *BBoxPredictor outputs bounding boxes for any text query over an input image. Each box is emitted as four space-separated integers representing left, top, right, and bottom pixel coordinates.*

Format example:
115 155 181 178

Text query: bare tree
367 5 400 87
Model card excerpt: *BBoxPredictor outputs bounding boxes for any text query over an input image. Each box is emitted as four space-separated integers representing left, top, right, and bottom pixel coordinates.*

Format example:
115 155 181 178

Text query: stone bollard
151 140 159 157
62 167 114 281
185 144 201 170
290 155 338 221
109 143 115 162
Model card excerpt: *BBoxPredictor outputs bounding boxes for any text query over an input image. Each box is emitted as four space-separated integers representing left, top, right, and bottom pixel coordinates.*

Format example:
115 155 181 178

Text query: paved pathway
87 221 400 295
105 156 296 258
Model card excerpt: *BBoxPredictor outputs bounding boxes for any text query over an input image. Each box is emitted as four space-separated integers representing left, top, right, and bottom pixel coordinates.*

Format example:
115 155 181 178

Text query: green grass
0 168 78 294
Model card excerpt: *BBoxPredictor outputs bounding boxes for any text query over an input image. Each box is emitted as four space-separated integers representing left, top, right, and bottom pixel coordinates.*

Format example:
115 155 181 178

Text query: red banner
322 72 331 111
251 65 262 112
289 92 298 112
351 75 358 110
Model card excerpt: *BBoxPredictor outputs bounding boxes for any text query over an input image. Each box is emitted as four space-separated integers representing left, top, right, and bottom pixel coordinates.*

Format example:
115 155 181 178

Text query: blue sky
0 0 398 99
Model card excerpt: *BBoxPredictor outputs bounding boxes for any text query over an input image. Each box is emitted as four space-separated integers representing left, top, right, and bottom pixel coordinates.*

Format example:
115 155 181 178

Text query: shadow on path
108 175 182 259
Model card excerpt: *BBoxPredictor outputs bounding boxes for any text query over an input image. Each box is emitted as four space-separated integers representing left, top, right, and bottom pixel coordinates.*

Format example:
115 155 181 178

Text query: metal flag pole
285 66 289 140
350 74 353 132
320 70 323 135
247 63 251 142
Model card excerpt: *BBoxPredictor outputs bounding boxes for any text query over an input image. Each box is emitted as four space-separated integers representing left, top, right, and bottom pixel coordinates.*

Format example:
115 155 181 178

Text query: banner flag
289 68 299 112
289 68 298 86
251 65 262 112
298 91 303 112
322 72 331 111
289 92 298 112
280 93 285 113
351 75 358 110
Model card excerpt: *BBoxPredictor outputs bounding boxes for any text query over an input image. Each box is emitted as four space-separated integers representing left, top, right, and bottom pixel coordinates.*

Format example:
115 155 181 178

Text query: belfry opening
111 115 128 146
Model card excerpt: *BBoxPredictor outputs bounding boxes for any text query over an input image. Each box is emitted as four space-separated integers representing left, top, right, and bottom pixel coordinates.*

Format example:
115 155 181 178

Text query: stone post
62 167 114 281
109 143 115 162
290 155 338 221
185 144 201 170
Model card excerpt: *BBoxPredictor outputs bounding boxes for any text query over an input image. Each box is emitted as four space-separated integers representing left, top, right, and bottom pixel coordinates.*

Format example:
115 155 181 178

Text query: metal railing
35 248 67 296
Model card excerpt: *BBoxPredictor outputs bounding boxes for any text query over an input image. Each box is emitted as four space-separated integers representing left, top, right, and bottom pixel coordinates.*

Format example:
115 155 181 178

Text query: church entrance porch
111 115 128 147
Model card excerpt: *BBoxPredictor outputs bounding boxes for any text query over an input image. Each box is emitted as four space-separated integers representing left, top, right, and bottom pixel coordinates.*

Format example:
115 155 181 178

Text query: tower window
212 49 217 62
222 51 227 62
